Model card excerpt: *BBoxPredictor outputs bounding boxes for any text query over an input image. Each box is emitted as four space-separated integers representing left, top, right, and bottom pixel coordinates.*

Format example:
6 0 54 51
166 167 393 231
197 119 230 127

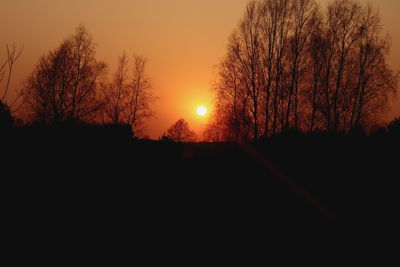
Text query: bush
387 117 400 134
0 100 13 129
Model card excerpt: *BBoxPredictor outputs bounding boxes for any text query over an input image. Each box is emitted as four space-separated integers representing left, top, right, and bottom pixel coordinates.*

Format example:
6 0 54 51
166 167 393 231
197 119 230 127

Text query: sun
196 106 207 116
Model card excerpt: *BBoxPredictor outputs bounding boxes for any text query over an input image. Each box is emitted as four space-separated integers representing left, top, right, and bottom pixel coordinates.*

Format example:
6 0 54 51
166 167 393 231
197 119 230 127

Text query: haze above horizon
1 0 399 138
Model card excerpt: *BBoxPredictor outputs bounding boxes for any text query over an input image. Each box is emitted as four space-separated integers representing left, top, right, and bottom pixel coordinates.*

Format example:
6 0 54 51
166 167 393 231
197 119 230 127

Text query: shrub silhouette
387 117 400 134
0 100 13 129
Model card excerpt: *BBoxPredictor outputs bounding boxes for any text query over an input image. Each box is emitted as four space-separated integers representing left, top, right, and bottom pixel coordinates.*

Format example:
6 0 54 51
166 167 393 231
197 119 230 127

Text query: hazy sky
1 0 399 138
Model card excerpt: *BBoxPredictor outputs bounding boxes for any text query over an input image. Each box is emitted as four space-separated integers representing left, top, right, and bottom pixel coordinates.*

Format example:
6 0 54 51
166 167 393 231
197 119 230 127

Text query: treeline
205 0 399 142
0 25 155 138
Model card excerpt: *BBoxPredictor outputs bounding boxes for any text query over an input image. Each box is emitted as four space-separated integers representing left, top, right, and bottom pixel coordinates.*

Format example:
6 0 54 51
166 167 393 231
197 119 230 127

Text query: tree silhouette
126 55 155 137
22 25 107 124
231 1 263 141
102 53 130 125
208 0 398 141
166 119 197 143
102 54 155 137
1 44 24 114
202 115 224 142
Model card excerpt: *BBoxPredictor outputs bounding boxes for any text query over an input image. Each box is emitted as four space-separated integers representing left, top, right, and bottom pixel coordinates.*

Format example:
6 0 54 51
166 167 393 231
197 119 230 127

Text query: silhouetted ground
2 124 399 263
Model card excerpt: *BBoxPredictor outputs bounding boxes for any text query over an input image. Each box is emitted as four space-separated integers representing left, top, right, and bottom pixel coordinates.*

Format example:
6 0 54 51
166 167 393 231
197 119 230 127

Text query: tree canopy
206 0 399 141
166 119 197 143
22 25 107 124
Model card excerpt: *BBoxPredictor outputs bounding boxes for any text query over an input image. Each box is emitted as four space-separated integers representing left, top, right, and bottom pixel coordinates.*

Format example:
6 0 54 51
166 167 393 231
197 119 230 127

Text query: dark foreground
2 126 399 263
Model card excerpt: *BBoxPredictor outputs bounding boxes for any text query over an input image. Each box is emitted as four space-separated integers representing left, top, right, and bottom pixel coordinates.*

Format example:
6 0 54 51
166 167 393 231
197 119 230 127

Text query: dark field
2 126 399 263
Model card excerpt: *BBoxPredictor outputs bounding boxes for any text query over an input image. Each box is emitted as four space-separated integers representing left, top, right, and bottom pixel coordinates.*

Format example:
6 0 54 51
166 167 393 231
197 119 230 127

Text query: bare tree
231 1 264 141
22 25 107 124
202 116 224 142
349 4 397 129
285 0 319 129
102 53 130 124
259 0 293 135
210 0 398 140
166 119 197 143
0 44 24 114
308 23 326 132
212 44 253 141
101 54 155 137
314 0 397 132
327 0 361 131
126 55 155 137
217 49 241 140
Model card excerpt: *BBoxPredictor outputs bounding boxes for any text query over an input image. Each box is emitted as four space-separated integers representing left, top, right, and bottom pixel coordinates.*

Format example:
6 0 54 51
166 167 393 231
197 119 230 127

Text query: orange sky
1 0 399 138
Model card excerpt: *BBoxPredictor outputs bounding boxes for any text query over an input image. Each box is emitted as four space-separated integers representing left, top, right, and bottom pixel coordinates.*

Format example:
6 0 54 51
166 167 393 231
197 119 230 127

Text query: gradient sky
1 0 399 138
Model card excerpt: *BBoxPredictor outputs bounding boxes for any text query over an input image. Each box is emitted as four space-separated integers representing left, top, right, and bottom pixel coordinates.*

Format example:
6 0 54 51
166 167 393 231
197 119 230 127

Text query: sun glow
196 106 207 116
